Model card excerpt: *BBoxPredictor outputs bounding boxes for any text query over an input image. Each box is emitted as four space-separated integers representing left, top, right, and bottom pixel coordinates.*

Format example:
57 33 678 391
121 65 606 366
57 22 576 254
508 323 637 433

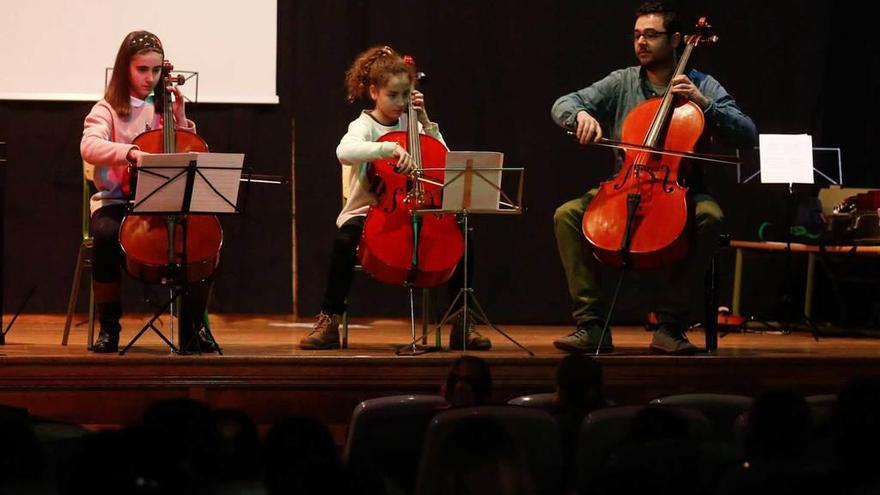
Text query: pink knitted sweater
80 97 196 213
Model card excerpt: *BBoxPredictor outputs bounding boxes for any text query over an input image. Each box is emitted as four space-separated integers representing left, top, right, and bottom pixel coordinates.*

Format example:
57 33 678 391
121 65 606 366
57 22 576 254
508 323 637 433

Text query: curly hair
344 45 415 103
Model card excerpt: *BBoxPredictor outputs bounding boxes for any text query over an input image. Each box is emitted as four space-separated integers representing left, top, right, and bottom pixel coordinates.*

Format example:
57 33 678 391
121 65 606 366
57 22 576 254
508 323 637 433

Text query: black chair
416 405 563 495
507 392 556 410
650 393 753 442
344 394 448 495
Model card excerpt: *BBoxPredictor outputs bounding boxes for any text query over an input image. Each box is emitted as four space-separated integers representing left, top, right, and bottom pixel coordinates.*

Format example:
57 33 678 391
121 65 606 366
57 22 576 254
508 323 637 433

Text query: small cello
119 60 223 284
582 18 717 270
357 57 464 287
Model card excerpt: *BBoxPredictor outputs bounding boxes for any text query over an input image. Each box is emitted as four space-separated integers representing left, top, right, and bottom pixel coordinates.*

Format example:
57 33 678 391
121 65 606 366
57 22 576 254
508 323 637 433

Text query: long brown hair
344 45 415 103
105 30 164 118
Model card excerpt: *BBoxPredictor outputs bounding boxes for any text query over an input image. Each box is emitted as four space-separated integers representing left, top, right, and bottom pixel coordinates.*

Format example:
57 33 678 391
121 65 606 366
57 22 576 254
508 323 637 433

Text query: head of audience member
443 355 493 407
554 354 605 414
0 405 43 485
213 408 261 483
262 416 355 495
745 389 812 462
834 376 880 479
421 416 535 495
142 398 223 487
627 405 690 443
65 426 188 495
596 406 701 495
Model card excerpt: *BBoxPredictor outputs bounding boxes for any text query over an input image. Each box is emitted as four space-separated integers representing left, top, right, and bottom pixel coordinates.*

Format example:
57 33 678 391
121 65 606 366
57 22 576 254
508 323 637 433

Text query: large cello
357 57 464 288
119 60 223 284
582 18 717 270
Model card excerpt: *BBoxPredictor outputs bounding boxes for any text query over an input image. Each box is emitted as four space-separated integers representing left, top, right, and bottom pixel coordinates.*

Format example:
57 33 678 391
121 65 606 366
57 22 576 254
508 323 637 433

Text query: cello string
564 131 740 165
594 139 741 165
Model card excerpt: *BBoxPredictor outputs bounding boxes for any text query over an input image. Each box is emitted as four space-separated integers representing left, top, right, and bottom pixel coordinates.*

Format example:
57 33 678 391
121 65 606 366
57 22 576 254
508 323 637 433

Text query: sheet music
443 151 504 211
759 134 814 184
133 152 243 214
190 153 244 213
134 153 190 212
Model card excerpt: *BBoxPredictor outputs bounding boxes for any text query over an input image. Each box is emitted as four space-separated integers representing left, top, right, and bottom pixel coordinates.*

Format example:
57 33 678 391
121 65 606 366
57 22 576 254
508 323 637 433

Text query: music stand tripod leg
119 289 180 355
801 252 820 341
121 217 188 356
451 211 532 355
423 286 468 349
397 279 474 355
465 288 534 356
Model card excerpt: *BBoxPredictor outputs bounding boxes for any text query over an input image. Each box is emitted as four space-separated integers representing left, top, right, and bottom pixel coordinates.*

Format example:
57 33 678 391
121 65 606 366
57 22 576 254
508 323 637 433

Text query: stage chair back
805 393 838 465
62 161 97 348
650 393 753 441
345 394 448 495
574 405 712 488
416 405 563 495
341 163 352 205
507 392 556 410
731 393 836 468
732 393 836 439
805 393 837 431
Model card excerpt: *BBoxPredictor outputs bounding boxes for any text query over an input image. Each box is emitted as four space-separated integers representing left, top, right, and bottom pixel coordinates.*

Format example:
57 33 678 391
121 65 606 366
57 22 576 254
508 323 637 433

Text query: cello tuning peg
167 74 186 86
402 55 427 83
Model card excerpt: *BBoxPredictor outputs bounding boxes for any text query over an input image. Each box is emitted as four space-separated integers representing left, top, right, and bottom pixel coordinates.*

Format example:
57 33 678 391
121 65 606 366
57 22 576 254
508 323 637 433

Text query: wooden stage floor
1 314 878 440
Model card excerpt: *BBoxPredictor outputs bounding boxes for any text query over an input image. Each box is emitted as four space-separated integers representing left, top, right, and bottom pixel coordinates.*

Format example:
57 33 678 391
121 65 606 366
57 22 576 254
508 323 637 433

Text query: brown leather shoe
299 313 341 350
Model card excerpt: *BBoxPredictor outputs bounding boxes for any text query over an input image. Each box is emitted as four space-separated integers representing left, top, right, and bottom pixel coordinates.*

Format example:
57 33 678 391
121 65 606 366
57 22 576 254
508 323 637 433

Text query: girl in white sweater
300 46 489 351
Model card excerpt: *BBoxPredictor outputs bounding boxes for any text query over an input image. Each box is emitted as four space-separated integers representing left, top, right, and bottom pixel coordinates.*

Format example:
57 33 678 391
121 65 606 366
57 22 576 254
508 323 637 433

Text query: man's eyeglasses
633 30 668 41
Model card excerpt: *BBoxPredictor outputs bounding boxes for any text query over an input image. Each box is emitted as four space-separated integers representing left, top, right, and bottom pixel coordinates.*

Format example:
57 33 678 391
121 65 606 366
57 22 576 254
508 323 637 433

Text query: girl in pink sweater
80 31 215 354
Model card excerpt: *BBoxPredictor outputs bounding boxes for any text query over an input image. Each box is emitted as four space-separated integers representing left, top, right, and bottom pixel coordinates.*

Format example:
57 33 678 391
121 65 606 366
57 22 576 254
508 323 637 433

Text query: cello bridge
403 189 429 209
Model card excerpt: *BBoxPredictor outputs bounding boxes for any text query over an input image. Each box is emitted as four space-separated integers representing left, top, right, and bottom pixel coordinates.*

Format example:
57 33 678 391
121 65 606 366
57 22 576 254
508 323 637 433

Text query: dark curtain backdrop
1 0 876 325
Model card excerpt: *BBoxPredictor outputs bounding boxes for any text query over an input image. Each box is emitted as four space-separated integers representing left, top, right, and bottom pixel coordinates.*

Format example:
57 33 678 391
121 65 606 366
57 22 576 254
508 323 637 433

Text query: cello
582 18 717 270
357 56 464 288
119 60 223 285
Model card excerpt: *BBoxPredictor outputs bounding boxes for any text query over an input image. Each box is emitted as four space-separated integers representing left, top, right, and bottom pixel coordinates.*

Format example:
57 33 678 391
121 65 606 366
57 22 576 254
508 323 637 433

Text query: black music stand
400 152 530 355
735 139 841 338
119 152 244 355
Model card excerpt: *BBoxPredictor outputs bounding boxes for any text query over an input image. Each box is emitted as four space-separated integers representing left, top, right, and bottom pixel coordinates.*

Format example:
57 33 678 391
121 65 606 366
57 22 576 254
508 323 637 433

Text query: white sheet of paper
442 151 504 211
759 134 814 184
133 152 243 213
133 153 191 212
190 153 244 213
